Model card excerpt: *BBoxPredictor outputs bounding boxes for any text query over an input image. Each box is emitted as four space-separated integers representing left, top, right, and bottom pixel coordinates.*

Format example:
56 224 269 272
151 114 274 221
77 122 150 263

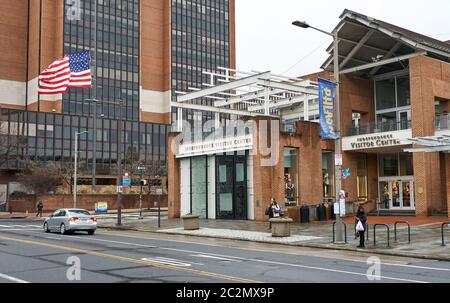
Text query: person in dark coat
36 201 44 217
266 198 276 230
355 205 367 248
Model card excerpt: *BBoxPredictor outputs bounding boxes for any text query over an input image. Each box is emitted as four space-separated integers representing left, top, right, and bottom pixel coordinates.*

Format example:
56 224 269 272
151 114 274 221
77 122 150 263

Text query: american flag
38 50 92 95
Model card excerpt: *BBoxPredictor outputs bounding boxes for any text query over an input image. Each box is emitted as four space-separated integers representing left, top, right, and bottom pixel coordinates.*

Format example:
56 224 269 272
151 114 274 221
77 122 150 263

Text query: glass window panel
400 153 414 176
379 154 399 177
191 156 207 219
397 76 411 107
376 78 396 110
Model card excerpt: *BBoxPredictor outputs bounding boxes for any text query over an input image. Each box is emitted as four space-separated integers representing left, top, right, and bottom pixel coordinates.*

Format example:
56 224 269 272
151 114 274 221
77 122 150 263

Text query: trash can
330 203 336 220
317 203 326 221
309 205 318 221
300 205 310 224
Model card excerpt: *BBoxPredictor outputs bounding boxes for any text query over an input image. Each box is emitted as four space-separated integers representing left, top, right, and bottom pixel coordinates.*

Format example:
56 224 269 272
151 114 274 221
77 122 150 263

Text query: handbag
265 207 271 216
356 220 365 232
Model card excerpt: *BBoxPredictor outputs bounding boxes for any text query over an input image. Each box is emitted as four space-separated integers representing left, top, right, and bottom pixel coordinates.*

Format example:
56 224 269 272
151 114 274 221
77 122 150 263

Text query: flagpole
91 0 98 192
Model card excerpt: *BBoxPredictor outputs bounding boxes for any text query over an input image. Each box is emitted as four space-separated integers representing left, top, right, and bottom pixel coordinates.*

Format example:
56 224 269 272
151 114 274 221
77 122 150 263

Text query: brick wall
9 194 168 213
410 55 450 215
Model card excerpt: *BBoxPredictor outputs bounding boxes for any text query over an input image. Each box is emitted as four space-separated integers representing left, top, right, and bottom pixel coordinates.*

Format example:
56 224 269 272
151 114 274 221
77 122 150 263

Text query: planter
270 218 293 237
181 214 200 230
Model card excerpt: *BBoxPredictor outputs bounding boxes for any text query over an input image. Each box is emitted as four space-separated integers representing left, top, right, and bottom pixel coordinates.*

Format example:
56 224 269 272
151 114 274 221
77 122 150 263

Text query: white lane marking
18 230 450 277
191 254 242 262
99 232 450 272
249 259 429 283
0 225 11 228
0 273 29 283
141 257 199 267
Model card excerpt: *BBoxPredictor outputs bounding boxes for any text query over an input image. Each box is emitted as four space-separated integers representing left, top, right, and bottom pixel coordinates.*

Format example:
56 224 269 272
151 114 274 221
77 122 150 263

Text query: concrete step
367 210 416 216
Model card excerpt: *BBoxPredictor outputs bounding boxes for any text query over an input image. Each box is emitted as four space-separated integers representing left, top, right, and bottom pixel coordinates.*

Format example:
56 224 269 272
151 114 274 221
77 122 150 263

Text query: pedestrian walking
355 205 367 248
36 200 44 217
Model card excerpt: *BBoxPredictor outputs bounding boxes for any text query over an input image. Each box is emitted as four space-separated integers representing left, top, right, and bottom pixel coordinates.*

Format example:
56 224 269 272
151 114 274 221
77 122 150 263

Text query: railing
394 221 411 244
435 114 450 130
332 222 348 244
347 120 411 136
373 224 390 247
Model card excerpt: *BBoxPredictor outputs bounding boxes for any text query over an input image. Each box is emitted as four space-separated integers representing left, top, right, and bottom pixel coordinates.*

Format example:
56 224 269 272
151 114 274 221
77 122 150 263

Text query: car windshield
68 210 91 216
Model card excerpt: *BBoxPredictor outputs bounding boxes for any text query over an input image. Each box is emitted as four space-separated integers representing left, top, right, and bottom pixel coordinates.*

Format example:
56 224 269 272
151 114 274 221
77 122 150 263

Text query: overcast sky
235 0 450 77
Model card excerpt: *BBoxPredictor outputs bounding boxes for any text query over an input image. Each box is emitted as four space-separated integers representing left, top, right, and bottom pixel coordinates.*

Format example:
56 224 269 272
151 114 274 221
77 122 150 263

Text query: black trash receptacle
317 203 326 221
330 203 336 220
300 205 310 223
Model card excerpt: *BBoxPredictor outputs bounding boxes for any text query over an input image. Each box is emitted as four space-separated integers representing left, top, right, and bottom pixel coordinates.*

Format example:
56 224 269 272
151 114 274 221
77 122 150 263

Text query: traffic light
139 179 148 186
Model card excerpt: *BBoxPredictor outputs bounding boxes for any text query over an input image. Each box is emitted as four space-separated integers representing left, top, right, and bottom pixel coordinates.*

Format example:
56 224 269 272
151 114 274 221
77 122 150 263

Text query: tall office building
0 0 235 188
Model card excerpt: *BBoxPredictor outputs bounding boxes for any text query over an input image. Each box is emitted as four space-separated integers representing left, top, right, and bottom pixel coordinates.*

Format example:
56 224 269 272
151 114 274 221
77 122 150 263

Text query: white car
43 208 97 235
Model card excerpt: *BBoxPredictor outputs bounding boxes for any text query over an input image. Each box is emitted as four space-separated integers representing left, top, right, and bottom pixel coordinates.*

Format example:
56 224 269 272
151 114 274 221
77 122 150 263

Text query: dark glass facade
63 0 140 121
0 109 166 176
171 0 232 123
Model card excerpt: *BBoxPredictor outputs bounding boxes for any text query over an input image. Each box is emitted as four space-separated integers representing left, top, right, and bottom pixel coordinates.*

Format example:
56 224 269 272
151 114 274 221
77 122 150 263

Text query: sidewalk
98 216 450 261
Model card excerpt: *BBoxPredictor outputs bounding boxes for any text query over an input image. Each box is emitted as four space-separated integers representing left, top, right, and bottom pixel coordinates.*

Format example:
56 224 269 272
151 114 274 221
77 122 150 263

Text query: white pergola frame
404 134 450 153
172 68 320 131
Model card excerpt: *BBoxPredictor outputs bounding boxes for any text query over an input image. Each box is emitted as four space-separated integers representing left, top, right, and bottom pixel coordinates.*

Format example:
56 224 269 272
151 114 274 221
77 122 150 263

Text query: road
0 219 449 283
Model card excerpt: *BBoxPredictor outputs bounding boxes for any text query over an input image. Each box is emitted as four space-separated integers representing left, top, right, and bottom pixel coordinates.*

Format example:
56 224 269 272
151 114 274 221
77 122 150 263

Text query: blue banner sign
319 78 339 140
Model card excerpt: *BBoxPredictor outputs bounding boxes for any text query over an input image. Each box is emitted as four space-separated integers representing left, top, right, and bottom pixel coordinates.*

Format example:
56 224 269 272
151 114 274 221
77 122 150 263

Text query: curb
98 225 450 262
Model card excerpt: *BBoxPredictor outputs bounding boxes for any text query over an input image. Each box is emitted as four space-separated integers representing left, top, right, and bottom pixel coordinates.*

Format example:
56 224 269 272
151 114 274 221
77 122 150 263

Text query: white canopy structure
172 67 320 131
404 133 450 153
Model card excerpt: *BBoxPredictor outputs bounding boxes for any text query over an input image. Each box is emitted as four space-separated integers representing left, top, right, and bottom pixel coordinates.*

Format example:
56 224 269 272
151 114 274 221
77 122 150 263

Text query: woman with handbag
355 205 367 248
266 198 278 230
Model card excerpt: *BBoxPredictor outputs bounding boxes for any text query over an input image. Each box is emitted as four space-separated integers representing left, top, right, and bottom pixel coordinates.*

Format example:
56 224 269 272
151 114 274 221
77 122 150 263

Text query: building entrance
379 177 414 210
216 154 247 220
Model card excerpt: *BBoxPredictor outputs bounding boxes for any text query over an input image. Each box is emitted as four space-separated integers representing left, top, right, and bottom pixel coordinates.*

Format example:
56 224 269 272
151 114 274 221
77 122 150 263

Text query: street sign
335 154 343 166
122 176 131 187
156 188 163 195
116 186 123 193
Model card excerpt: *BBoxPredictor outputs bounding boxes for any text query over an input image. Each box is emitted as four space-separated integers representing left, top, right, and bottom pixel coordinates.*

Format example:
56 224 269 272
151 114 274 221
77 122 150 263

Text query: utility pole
292 20 345 242
117 101 123 226
73 131 88 208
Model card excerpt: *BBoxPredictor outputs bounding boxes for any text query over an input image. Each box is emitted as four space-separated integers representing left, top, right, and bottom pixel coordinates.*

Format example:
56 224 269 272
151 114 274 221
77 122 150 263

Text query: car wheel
43 222 50 233
60 223 67 235
88 230 95 235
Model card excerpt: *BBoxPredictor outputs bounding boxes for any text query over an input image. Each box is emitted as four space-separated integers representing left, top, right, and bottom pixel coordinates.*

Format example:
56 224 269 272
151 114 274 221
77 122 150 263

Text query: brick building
167 9 450 220
0 0 235 209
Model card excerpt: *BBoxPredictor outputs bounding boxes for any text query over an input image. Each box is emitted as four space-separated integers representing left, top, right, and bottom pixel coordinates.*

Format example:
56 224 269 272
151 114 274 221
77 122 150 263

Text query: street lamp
292 20 345 243
137 164 146 219
73 131 89 208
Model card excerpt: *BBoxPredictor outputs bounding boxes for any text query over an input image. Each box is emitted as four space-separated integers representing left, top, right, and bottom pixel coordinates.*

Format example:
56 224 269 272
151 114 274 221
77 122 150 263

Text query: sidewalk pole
158 193 161 228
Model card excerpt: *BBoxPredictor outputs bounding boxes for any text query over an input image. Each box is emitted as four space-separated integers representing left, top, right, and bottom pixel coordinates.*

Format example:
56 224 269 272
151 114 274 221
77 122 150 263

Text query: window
396 76 411 107
284 148 298 206
376 78 396 110
357 154 368 199
379 154 399 177
322 152 335 199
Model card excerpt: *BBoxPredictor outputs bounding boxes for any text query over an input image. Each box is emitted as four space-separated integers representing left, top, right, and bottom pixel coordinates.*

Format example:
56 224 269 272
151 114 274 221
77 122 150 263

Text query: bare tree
21 161 63 195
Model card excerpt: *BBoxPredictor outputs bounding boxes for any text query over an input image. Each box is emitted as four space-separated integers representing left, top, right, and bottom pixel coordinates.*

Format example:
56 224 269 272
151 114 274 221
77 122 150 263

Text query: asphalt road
0 219 449 283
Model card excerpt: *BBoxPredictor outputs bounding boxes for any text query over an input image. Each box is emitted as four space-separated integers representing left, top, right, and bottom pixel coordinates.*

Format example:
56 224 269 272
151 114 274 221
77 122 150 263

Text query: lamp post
292 20 345 243
137 164 146 219
73 131 88 208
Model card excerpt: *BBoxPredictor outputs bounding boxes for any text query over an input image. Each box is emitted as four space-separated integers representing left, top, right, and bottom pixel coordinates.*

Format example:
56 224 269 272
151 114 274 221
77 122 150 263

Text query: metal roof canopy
172 68 319 130
404 134 450 153
322 9 450 78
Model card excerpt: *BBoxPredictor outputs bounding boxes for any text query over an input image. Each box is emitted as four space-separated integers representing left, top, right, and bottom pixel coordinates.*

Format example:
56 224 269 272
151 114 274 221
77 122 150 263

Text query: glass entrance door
379 178 414 210
216 154 247 220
